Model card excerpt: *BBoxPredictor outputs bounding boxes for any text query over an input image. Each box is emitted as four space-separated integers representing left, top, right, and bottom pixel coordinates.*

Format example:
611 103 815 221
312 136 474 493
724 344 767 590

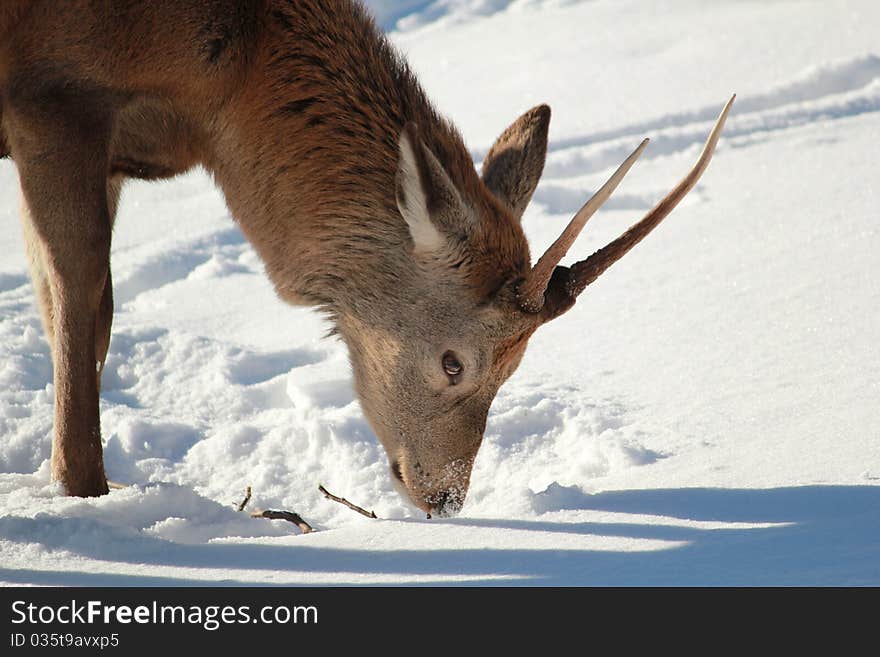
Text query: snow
1 0 878 585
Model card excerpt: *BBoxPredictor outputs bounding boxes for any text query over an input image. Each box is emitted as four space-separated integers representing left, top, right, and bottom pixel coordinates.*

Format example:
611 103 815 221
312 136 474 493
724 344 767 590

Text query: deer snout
425 489 465 518
389 458 470 517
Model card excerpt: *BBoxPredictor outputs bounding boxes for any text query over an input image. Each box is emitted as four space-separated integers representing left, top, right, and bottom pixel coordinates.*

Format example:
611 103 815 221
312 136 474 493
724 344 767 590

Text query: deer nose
427 489 464 517
389 460 467 516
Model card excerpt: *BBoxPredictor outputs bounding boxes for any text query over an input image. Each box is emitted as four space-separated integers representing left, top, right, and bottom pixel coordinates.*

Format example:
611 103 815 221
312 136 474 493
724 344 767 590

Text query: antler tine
516 137 650 313
557 95 735 307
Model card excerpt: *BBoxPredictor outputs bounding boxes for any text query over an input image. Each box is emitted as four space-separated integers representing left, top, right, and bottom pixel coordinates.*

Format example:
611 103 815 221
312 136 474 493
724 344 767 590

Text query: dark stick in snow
236 485 252 512
237 485 314 534
319 484 378 519
251 509 315 534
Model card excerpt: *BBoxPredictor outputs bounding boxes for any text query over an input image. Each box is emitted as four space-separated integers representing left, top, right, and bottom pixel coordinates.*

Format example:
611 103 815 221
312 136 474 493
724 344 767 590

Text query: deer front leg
24 177 120 396
9 103 113 497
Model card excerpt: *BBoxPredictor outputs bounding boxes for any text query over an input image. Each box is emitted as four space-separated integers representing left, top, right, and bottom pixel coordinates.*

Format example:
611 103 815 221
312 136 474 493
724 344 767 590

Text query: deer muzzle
390 455 474 517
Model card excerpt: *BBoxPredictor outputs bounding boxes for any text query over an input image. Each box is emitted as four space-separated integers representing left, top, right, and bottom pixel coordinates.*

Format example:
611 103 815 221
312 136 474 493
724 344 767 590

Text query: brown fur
0 0 553 513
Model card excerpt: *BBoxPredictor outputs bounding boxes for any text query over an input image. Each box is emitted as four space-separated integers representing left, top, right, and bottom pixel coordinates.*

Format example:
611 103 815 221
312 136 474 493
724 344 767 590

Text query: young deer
0 0 732 515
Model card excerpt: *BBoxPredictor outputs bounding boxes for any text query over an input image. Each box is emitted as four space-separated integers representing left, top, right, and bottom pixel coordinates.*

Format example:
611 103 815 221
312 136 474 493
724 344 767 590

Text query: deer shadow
0 485 877 586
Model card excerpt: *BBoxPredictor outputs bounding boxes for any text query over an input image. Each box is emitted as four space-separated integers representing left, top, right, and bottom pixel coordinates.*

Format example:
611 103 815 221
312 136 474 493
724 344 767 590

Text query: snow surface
1 0 878 585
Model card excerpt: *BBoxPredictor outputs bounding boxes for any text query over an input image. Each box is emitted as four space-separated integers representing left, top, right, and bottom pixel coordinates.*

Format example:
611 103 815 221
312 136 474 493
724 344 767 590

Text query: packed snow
1 0 878 585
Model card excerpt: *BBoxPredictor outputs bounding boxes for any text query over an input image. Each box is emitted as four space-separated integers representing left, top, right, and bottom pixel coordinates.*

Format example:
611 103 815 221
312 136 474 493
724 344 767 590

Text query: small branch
237 485 314 534
319 484 378 519
251 509 314 534
236 486 252 512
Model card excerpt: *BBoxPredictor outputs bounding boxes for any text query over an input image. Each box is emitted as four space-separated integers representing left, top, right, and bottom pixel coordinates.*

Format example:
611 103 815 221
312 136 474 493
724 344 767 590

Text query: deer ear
482 105 550 221
396 122 468 255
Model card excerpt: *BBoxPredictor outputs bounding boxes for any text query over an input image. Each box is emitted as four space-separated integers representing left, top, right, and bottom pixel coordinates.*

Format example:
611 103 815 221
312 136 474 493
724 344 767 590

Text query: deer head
340 96 734 517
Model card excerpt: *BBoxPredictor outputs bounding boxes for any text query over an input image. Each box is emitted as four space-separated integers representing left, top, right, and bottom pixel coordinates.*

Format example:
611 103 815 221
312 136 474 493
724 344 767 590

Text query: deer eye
442 351 464 384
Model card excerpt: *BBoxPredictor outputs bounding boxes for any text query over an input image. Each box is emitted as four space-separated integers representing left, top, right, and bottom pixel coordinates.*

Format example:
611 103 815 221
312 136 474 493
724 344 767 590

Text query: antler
516 137 650 312
518 95 735 318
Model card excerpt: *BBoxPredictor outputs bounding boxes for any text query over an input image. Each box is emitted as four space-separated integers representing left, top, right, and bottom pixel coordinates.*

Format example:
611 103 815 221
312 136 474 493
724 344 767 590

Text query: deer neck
206 0 481 320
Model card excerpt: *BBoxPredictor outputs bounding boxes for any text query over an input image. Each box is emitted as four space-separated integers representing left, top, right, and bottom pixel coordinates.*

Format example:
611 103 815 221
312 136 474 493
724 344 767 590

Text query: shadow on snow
1 485 877 586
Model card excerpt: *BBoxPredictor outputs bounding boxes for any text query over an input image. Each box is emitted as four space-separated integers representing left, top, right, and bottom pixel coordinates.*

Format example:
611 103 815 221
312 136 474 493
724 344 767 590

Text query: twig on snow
237 485 314 534
318 484 378 519
236 486 252 512
251 509 315 534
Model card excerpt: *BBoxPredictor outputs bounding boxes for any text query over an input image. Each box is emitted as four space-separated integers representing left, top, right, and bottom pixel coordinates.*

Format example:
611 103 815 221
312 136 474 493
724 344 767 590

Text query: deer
0 0 733 517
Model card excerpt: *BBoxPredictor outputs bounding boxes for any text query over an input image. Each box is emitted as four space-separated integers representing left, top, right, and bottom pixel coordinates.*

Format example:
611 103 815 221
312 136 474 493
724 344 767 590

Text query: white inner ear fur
396 130 446 254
